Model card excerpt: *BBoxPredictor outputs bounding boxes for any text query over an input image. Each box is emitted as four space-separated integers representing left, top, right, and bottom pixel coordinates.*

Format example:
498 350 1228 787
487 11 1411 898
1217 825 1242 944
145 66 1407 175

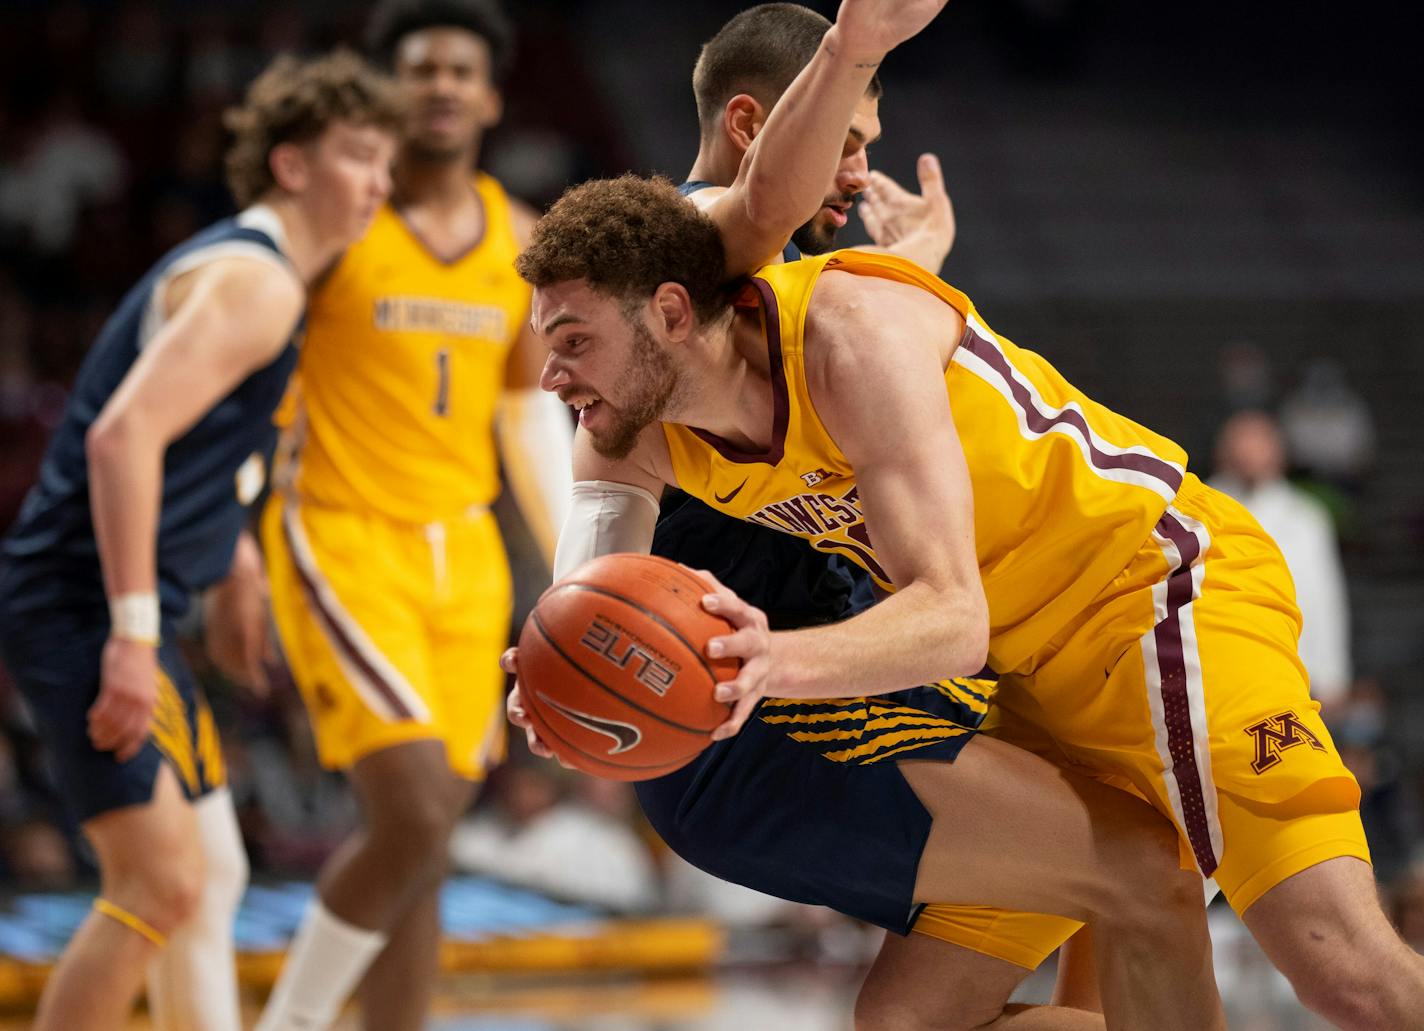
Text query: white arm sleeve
496 388 575 566
553 480 661 581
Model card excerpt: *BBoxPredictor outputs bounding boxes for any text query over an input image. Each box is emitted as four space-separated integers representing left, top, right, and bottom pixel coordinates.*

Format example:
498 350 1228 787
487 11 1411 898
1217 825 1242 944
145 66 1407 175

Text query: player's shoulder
804 267 953 394
806 267 926 351
474 171 539 245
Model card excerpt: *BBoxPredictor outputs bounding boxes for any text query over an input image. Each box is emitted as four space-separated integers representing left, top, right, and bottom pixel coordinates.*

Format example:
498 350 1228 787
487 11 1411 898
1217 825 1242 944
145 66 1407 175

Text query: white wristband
109 592 160 645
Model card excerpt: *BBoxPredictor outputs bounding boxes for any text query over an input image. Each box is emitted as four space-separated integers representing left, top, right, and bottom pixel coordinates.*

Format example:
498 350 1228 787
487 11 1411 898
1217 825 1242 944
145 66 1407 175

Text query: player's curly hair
365 0 515 81
516 175 733 323
223 49 402 208
693 4 882 140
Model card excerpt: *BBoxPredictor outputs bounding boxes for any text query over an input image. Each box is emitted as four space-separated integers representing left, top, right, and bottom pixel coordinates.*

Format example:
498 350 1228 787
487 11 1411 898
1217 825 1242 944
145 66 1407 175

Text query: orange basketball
516 553 738 781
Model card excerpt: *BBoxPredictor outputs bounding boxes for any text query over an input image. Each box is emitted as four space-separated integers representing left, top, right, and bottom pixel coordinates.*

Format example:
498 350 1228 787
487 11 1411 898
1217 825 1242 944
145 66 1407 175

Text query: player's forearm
730 29 885 269
86 415 163 605
766 580 988 699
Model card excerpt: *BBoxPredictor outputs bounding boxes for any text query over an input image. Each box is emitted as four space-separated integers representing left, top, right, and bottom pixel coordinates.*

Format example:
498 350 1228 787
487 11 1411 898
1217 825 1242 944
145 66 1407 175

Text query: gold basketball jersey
662 251 1190 675
286 173 531 522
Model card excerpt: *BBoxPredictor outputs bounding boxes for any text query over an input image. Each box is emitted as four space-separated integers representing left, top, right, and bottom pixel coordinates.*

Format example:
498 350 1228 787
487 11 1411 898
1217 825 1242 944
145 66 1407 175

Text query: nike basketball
516 553 736 780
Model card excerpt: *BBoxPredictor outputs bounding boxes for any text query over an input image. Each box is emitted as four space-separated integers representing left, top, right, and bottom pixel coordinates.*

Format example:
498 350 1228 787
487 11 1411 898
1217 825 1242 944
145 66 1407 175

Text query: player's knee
110 849 208 934
366 785 456 865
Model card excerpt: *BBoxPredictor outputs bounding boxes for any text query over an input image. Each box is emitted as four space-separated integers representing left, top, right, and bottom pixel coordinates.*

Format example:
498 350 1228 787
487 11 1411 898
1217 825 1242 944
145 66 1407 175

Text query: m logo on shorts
1246 710 1326 774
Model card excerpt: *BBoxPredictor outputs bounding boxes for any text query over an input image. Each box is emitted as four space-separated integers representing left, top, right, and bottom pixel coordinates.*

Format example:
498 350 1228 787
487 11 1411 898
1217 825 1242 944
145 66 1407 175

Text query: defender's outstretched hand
831 0 952 60
692 569 773 741
861 153 956 273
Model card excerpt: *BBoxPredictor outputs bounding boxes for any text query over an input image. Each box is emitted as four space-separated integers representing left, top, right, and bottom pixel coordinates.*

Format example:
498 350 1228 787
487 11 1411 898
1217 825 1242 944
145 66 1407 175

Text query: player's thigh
903 736 1184 922
1242 856 1412 1001
262 498 439 767
432 510 513 780
856 930 1031 1031
83 765 204 905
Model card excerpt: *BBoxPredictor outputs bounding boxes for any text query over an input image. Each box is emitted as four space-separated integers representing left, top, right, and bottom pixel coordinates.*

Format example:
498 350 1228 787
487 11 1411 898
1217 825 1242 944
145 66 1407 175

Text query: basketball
516 553 738 781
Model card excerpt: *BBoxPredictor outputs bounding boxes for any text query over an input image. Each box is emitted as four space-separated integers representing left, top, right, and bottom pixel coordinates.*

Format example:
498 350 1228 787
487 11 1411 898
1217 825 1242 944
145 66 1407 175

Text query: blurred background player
0 51 398 1031
254 4 571 1030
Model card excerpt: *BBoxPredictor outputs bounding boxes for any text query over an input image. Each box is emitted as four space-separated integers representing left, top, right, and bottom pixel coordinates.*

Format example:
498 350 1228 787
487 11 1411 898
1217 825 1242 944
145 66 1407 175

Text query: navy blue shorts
636 681 988 935
0 588 225 824
652 491 876 628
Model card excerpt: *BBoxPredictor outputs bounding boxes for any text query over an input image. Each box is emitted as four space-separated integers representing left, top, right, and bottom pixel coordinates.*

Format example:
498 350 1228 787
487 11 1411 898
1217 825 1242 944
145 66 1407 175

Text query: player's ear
268 142 310 195
723 94 765 153
652 283 695 341
477 86 504 130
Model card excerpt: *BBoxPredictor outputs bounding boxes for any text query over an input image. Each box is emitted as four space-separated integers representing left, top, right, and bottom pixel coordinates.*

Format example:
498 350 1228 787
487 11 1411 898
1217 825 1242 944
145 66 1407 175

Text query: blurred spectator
1278 358 1376 493
1219 340 1277 414
0 89 126 256
1331 678 1418 883
1210 410 1352 705
451 763 660 911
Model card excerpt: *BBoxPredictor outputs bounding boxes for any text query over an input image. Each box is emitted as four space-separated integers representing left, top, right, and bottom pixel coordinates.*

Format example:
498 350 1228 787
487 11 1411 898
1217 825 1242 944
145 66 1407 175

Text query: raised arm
705 0 951 275
86 257 303 759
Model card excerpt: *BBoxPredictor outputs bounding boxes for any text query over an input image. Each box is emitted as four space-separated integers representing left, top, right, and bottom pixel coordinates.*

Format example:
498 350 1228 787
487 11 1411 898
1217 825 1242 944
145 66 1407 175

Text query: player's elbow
84 412 127 464
85 407 149 471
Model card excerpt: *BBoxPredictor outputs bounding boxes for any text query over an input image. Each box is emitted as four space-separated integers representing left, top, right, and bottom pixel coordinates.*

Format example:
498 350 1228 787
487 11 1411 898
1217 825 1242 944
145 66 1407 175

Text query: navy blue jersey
2 208 301 618
677 180 802 263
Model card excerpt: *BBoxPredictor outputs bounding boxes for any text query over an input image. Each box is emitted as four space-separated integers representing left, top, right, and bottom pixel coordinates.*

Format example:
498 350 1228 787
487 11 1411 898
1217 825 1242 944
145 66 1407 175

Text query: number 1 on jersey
434 348 451 417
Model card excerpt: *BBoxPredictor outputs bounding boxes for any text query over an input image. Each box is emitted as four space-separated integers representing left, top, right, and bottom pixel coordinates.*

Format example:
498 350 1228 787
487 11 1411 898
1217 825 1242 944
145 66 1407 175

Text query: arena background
0 1 1421 1026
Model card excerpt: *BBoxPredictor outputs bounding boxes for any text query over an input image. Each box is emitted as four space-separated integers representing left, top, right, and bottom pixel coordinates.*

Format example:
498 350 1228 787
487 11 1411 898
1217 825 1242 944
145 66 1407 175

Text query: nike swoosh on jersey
714 479 749 504
538 692 642 754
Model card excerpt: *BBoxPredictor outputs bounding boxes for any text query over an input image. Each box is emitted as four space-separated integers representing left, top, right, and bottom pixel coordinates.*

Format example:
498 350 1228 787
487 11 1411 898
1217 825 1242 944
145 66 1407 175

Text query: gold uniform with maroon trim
662 250 1368 969
261 174 529 779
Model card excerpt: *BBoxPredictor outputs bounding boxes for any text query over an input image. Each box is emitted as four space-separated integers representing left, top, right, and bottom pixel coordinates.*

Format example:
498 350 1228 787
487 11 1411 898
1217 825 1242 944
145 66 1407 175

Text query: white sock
255 899 387 1031
146 788 248 1031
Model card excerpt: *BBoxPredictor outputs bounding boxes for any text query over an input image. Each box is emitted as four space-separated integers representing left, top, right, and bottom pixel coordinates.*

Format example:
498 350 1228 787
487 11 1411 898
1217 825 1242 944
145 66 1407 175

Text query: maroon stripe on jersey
282 506 416 720
690 277 788 466
1152 509 1217 876
958 328 1184 494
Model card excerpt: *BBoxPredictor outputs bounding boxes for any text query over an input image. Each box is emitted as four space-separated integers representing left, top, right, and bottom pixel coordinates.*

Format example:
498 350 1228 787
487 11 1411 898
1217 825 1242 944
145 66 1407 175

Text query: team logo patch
1246 710 1325 774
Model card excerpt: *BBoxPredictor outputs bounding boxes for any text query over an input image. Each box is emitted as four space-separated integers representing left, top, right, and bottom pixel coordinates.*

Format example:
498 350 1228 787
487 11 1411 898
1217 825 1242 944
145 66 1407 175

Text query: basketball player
252 5 548 1029
0 52 399 1031
513 175 1424 1030
254 2 953 1029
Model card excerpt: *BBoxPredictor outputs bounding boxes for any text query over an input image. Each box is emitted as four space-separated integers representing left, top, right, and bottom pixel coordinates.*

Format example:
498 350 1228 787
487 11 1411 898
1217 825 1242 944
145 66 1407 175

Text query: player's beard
790 192 855 255
589 319 681 461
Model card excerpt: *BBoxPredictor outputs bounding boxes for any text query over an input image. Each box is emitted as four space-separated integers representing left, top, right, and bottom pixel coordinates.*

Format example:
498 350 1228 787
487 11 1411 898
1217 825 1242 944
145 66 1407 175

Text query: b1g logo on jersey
800 468 832 488
580 617 677 696
1246 710 1326 774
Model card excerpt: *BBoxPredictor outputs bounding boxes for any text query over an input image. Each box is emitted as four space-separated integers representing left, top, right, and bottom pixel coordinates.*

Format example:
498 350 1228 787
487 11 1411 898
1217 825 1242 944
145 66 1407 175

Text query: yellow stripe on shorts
150 670 199 794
